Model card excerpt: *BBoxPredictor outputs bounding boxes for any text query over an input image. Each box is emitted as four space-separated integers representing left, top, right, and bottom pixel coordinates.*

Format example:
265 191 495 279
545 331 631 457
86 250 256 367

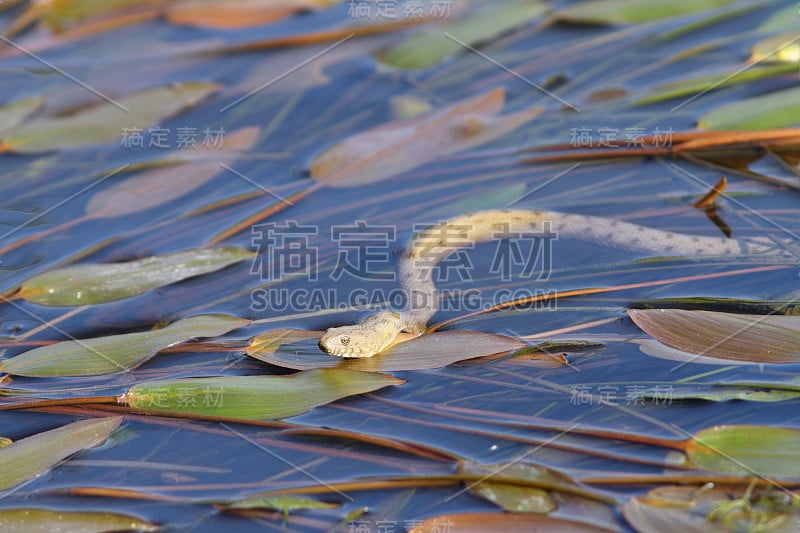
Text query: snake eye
340 335 350 346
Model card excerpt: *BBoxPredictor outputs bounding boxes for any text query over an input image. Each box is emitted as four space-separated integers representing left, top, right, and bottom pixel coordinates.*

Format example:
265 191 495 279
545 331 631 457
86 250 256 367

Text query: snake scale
318 208 788 357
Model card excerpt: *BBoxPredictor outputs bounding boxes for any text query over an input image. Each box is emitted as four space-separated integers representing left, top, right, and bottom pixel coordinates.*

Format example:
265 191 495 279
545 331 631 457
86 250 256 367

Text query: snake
318 208 789 357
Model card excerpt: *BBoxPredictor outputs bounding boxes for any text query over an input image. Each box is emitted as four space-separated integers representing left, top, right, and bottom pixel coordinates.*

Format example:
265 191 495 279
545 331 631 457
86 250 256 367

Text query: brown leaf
629 309 800 364
310 88 542 187
85 126 260 218
165 0 340 29
247 329 525 371
409 512 620 533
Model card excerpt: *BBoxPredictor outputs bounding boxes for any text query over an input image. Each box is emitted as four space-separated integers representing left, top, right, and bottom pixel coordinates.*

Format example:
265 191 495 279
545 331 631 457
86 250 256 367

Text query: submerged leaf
623 485 799 533
19 246 255 306
0 417 121 491
459 461 579 513
247 329 525 371
380 1 548 69
686 425 800 477
122 369 404 419
554 0 737 25
2 82 220 152
310 89 542 187
0 97 43 138
698 86 800 130
85 126 260 218
628 309 800 364
0 314 249 377
0 508 157 532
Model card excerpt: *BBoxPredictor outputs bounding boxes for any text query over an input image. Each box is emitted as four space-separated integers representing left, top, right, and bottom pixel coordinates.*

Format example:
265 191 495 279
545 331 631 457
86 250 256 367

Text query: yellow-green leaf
18 246 255 306
0 508 158 533
380 1 548 69
311 88 542 187
554 0 737 25
0 417 122 491
247 329 526 371
635 63 797 105
0 314 249 377
686 425 800 477
222 496 338 513
460 462 568 513
0 97 43 138
750 32 800 63
3 82 220 153
122 369 404 419
628 309 800 363
698 86 800 130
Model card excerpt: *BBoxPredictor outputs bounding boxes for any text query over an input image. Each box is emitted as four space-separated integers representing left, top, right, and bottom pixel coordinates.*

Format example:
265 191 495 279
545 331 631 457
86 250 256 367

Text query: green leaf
18 246 255 306
628 309 800 364
222 496 339 513
635 63 797 105
2 81 220 153
0 96 43 138
0 508 157 532
686 425 800 477
122 369 404 420
554 0 737 25
0 417 121 490
698 86 800 130
380 1 548 69
640 384 800 403
247 329 526 371
0 314 249 377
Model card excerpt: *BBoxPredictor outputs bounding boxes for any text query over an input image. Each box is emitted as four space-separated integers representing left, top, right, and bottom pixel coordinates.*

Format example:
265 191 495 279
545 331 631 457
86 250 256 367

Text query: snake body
319 208 786 357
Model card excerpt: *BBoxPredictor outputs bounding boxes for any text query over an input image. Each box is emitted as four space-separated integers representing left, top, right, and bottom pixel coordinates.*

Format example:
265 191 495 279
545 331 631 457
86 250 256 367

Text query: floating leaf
380 1 548 69
0 417 122 491
166 0 341 29
553 0 737 25
221 496 339 513
698 86 800 130
685 425 800 477
623 485 799 533
310 89 542 187
409 512 620 532
2 82 220 153
247 329 525 371
0 314 249 377
750 32 800 64
0 508 158 532
85 126 260 218
640 383 800 403
628 309 800 364
19 246 255 306
634 63 797 105
0 97 43 138
122 369 404 419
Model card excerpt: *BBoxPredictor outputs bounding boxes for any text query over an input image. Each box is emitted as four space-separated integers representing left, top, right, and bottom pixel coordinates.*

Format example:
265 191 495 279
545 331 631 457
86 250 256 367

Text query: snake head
318 311 402 358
